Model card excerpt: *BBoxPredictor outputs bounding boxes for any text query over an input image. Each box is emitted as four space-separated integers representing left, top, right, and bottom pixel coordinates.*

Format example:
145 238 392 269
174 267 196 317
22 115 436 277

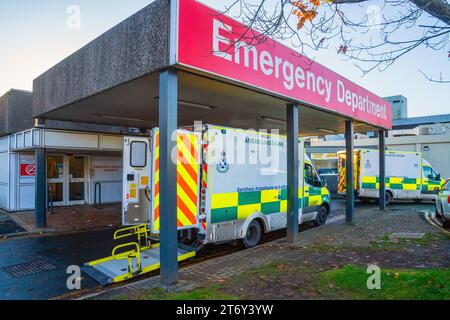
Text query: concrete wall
42 119 129 135
33 0 170 117
310 134 450 179
1 89 131 136
0 93 8 135
0 90 34 136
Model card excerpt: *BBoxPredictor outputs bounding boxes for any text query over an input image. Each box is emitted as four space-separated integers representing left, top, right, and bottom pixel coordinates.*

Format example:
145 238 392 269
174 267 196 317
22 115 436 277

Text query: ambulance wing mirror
437 173 441 181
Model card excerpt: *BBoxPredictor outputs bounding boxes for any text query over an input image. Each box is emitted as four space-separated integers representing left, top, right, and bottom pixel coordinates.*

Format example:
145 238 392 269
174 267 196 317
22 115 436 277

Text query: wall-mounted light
179 101 215 110
317 128 336 134
96 114 145 122
259 116 286 125
154 97 216 110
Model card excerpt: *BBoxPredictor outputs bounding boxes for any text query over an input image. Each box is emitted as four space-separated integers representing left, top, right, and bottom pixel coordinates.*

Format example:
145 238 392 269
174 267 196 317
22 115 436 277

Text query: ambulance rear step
82 244 195 286
81 224 196 286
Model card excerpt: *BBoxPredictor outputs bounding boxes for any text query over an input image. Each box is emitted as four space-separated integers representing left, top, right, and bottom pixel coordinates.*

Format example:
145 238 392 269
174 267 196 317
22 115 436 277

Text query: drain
3 259 56 278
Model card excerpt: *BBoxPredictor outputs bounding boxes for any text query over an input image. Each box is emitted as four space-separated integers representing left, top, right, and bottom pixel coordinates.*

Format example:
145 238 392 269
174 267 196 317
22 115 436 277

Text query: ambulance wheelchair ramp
82 245 196 286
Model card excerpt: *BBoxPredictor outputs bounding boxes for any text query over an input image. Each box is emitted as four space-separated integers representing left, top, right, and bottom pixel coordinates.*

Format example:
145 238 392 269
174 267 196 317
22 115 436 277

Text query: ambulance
337 149 445 204
83 125 331 285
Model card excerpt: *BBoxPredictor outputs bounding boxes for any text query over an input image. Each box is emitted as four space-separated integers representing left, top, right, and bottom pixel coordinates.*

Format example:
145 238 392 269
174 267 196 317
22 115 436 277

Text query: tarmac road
0 228 119 300
0 199 435 300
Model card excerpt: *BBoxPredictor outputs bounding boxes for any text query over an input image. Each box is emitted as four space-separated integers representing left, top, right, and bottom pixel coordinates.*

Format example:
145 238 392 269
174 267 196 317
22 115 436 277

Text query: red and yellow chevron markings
338 156 346 193
153 131 200 231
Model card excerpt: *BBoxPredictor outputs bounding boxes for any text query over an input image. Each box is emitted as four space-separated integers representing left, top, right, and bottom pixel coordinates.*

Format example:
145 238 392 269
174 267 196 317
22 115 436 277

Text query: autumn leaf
338 45 348 54
292 0 320 29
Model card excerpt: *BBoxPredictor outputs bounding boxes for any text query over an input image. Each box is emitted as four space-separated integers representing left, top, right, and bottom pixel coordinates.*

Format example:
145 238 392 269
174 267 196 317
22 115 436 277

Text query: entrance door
47 155 87 206
68 156 86 205
47 155 65 206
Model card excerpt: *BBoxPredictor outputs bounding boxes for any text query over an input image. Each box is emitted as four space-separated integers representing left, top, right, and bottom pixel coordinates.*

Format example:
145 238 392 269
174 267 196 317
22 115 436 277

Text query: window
304 164 314 186
305 164 322 187
444 181 450 192
423 166 432 179
130 141 147 168
430 168 439 180
423 166 438 180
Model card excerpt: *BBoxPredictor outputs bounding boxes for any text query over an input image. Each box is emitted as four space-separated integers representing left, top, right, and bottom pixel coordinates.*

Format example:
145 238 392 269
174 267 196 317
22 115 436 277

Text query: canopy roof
32 0 391 135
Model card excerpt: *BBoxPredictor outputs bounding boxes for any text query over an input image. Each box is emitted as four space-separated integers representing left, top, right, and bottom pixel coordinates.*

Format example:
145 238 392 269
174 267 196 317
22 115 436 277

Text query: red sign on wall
177 0 392 129
20 163 36 177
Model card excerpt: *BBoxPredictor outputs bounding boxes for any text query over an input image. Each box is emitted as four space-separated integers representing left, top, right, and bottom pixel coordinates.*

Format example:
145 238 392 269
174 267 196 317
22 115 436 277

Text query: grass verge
320 265 450 300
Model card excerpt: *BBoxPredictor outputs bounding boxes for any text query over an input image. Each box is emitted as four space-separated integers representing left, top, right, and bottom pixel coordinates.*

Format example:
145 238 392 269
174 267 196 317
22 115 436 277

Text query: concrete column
159 69 178 286
286 104 299 244
379 130 386 210
35 148 47 228
345 120 354 224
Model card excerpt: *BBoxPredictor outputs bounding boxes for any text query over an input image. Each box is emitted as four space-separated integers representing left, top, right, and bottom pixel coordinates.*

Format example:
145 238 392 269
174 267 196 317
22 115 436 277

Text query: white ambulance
337 149 445 204
84 125 330 284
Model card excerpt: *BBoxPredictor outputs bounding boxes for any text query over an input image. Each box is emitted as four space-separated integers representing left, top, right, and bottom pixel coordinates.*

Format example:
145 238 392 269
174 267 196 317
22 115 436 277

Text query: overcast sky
0 0 448 117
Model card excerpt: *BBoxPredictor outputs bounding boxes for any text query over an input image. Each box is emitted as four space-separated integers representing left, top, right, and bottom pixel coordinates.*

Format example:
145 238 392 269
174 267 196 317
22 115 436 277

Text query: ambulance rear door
122 136 152 225
150 128 202 234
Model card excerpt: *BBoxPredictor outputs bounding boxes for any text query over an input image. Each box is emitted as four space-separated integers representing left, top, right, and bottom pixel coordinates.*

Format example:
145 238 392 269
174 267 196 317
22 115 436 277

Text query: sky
0 0 448 117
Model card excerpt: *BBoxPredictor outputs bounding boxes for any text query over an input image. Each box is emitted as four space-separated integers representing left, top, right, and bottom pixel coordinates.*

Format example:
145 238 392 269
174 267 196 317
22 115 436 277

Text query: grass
320 265 450 300
370 232 446 250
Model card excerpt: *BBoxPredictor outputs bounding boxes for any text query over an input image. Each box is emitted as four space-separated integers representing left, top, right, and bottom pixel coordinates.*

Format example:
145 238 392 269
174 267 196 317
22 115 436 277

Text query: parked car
435 179 450 228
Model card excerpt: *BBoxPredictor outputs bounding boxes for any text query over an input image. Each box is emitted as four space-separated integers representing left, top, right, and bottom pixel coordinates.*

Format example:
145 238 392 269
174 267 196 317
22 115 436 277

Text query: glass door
47 155 87 206
68 156 86 205
47 155 65 206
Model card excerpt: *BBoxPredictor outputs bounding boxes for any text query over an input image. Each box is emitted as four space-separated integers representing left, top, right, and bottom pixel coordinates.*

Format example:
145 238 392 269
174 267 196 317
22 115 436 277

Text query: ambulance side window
431 168 439 180
444 181 450 191
305 164 321 187
423 166 438 180
423 166 431 179
130 141 147 168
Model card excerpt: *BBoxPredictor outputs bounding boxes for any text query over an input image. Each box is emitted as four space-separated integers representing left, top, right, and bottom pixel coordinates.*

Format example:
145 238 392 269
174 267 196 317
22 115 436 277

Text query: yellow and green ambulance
123 124 331 248
338 149 445 204
85 125 331 285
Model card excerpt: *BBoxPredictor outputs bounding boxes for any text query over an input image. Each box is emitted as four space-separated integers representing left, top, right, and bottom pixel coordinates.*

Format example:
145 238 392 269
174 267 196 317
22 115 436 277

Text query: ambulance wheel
241 220 262 249
384 191 393 206
443 216 450 229
314 206 328 227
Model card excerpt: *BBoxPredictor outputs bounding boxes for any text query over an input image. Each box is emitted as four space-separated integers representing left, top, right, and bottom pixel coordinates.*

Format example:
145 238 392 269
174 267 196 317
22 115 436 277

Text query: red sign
20 164 36 177
177 0 392 129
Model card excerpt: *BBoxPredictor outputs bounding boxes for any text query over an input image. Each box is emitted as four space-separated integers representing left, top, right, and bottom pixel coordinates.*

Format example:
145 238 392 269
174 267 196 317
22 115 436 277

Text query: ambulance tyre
442 215 450 229
384 191 393 206
241 220 262 249
314 205 328 227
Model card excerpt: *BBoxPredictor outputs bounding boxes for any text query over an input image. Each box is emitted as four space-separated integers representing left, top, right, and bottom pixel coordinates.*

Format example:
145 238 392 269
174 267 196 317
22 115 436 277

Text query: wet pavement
0 228 120 300
0 214 26 236
0 199 435 300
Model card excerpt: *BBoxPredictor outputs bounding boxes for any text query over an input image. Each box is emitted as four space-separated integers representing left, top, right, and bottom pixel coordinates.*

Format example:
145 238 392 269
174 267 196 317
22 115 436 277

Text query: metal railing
94 182 102 209
47 184 54 214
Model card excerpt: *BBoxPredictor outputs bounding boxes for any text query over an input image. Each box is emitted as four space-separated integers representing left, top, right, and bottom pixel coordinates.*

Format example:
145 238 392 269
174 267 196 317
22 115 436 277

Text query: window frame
130 141 148 168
